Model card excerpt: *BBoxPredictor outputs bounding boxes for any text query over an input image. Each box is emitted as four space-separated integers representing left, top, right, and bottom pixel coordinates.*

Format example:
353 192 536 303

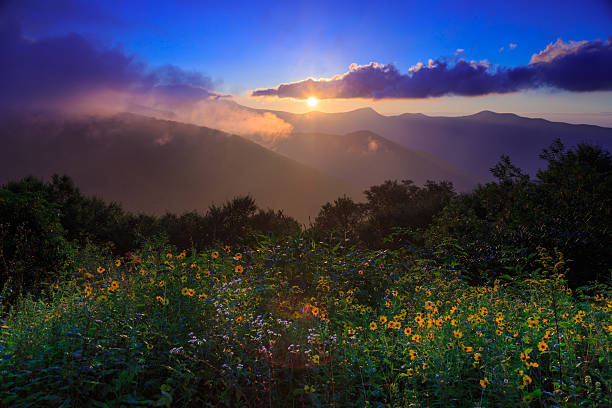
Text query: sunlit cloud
250 37 612 100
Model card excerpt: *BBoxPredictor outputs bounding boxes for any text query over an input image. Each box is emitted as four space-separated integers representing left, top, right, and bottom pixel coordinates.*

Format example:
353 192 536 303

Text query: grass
0 237 610 407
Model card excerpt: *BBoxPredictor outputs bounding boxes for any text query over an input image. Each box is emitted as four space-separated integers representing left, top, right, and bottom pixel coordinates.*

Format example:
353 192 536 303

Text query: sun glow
306 96 318 107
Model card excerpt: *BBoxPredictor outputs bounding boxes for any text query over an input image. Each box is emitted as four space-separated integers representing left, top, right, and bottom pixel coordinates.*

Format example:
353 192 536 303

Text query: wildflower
480 378 490 389
166 253 172 259
110 281 119 291
196 273 201 279
97 266 105 274
236 316 243 323
145 341 154 350
379 316 388 324
235 265 244 273
1 325 9 329
312 355 320 364
409 349 417 360
224 245 230 253
187 288 195 296
211 251 219 259
181 276 187 283
311 307 320 316
522 375 532 388
479 307 488 317
537 340 549 352
198 293 208 300
158 280 165 287
404 327 412 336
369 322 378 330
182 288 189 295
474 353 482 362
451 319 457 326
412 334 421 342
391 290 398 297
115 259 121 267
463 345 473 353
453 329 463 339
304 385 316 393
233 253 242 260
358 269 364 275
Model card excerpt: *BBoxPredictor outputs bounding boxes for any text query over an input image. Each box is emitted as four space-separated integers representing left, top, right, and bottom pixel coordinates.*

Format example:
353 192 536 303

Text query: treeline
1 139 610 298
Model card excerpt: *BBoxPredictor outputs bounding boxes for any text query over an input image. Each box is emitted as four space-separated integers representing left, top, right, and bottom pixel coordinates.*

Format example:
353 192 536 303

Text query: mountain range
1 105 611 222
265 107 612 180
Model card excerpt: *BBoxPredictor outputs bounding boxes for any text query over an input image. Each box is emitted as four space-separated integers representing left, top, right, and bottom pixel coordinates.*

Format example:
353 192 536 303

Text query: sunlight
307 96 318 107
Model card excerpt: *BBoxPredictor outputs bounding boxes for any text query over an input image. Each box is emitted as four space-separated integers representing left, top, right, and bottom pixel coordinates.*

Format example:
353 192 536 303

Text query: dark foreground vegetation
0 140 610 407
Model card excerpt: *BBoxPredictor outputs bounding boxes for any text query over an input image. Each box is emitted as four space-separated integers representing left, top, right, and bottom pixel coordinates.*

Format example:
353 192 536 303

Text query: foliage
426 140 612 286
0 237 610 407
314 180 455 248
0 182 74 299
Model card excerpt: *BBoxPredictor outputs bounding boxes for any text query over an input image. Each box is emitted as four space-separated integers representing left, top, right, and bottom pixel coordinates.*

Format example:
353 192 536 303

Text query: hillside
265 107 612 179
0 112 359 222
268 130 479 191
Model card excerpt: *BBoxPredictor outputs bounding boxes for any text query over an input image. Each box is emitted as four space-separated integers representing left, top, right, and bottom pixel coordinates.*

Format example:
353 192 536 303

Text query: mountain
0 112 359 223
267 130 479 192
264 107 612 180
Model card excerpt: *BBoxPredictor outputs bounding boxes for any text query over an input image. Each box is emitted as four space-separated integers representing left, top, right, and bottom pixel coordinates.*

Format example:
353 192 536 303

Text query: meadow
1 236 610 407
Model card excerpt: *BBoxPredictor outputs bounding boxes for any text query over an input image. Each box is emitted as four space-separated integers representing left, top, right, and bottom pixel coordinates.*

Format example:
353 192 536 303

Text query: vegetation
0 140 611 407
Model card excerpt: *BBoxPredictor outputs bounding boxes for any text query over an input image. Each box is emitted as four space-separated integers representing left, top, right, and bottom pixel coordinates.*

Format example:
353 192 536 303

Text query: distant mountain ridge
261 107 612 179
0 112 359 223
267 130 479 192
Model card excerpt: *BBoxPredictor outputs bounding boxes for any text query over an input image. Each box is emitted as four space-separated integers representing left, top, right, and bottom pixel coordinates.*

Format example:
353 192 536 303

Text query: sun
306 96 318 107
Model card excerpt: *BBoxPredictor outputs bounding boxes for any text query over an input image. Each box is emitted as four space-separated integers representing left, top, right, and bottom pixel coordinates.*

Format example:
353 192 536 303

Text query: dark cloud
0 22 293 138
251 37 612 99
0 22 223 109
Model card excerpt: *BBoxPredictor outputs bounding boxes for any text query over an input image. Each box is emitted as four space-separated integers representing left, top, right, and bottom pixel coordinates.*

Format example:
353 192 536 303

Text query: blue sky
3 0 612 122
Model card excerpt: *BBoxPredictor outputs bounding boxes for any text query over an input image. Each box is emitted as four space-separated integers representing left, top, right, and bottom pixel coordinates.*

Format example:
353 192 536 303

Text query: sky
1 0 612 125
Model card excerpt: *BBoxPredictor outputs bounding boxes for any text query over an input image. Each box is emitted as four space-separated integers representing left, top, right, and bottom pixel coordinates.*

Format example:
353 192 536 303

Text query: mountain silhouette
0 112 359 223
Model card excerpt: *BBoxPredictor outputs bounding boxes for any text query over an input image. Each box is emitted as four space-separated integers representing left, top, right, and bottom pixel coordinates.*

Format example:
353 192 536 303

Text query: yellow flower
412 334 421 342
165 253 172 259
522 375 532 387
110 281 119 290
97 266 105 274
233 253 242 260
312 307 320 316
379 316 388 324
115 259 121 267
224 245 231 253
158 280 165 287
312 355 320 364
453 329 463 339
182 288 189 295
404 327 412 336
187 288 195 296
236 316 243 322
391 290 398 297
538 340 549 352
369 322 378 330
211 251 219 259
474 352 482 361
235 265 244 273
480 378 490 389
409 349 417 360
358 269 364 275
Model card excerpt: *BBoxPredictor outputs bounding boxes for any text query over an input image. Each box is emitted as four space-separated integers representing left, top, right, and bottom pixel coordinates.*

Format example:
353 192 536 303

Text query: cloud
530 38 588 63
251 37 612 100
509 43 517 49
0 22 292 137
